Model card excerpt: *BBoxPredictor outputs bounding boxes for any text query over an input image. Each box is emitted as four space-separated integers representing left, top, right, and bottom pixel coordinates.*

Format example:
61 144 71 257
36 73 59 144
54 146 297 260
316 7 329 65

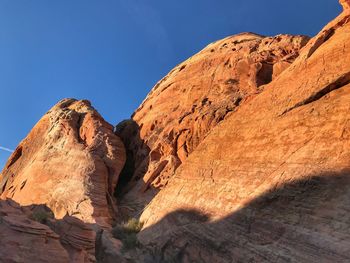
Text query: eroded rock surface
0 99 125 225
0 2 348 263
0 99 126 262
116 33 309 210
137 6 350 263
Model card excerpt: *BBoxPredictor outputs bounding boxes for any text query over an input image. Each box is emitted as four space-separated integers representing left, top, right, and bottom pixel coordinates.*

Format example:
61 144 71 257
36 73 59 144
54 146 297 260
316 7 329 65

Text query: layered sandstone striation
137 4 350 262
116 32 309 209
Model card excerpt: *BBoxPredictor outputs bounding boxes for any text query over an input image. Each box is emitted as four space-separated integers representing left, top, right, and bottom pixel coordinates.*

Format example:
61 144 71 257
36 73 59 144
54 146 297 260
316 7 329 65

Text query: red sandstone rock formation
137 3 350 262
0 99 126 262
0 1 349 263
0 99 125 225
116 32 309 210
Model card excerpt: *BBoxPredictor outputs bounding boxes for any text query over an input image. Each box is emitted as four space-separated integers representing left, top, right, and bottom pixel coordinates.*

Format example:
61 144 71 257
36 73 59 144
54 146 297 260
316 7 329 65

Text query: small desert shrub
112 218 144 250
31 210 53 224
123 218 144 232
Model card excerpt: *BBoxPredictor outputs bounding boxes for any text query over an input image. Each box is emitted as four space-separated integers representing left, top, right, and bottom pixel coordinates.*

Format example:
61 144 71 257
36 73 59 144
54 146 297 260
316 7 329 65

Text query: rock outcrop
0 1 349 263
116 32 309 210
0 99 126 262
136 3 350 262
0 99 125 225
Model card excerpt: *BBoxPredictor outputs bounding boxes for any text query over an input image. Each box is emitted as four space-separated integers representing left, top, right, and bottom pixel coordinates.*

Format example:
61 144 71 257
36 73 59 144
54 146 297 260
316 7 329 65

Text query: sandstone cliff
0 1 349 263
136 4 350 263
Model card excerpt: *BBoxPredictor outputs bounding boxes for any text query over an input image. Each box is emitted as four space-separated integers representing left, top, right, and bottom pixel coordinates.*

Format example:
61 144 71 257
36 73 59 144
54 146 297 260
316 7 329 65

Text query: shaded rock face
0 199 70 263
0 199 125 263
139 173 350 263
0 99 125 226
116 33 309 209
137 7 350 263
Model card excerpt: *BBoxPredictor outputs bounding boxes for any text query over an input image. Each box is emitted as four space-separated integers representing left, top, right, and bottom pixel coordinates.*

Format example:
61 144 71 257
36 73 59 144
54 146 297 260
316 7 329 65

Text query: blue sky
0 0 342 168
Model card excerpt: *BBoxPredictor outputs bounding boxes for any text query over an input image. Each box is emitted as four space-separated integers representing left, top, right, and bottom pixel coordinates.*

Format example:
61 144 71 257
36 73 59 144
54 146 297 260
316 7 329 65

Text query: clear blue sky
0 0 342 168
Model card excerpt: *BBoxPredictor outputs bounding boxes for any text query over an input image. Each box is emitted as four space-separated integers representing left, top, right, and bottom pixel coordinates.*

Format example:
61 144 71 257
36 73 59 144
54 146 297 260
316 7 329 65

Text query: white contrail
0 146 13 153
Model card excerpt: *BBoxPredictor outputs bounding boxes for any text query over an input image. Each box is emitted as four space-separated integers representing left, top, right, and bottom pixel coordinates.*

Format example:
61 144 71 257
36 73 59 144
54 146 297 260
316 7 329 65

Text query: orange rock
0 2 348 262
137 7 350 262
117 33 309 210
340 0 350 10
0 99 126 226
0 99 127 262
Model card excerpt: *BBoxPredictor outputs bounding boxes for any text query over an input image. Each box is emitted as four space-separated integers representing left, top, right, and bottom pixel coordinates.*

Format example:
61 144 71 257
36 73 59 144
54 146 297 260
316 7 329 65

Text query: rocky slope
0 1 349 263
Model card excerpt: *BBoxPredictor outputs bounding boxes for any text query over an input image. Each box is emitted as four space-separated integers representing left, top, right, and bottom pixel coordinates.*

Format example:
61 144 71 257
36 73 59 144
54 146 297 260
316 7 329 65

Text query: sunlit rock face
0 99 127 262
135 6 350 263
0 99 126 226
0 1 349 263
340 0 350 10
116 32 309 211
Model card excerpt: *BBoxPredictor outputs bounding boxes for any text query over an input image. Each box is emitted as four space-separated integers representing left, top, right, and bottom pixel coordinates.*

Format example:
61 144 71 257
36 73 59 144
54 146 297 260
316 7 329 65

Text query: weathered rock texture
116 32 309 209
0 99 126 262
0 99 125 225
0 2 349 263
137 5 350 263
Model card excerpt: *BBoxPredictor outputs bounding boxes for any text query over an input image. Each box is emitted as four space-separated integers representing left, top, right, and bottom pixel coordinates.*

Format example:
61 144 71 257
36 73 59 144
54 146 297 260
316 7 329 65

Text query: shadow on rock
137 169 350 263
115 119 159 220
0 199 125 263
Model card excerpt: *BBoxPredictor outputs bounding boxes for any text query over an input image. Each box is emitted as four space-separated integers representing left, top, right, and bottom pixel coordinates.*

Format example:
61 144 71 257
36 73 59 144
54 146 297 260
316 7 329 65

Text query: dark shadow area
256 62 273 87
138 169 350 263
114 119 159 220
114 119 151 197
0 199 125 263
